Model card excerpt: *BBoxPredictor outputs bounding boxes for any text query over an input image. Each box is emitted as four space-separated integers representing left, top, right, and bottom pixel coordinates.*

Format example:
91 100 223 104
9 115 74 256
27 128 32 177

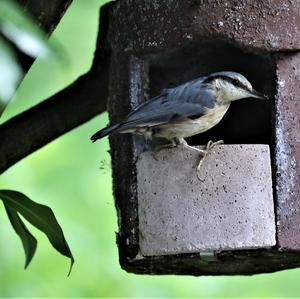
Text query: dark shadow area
148 40 276 145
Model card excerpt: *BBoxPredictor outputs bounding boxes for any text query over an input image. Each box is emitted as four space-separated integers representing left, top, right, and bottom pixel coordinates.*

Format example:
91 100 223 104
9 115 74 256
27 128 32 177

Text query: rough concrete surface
137 145 275 256
275 52 300 250
110 0 300 53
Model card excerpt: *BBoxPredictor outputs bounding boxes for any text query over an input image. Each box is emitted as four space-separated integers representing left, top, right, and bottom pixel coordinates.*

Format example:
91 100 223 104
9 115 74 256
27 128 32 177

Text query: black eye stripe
231 79 239 86
204 75 250 92
231 78 246 89
203 75 229 84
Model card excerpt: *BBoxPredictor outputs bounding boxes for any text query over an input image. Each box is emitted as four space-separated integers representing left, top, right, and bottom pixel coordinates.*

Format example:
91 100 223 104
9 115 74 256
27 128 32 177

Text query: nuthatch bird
91 71 267 174
91 71 266 142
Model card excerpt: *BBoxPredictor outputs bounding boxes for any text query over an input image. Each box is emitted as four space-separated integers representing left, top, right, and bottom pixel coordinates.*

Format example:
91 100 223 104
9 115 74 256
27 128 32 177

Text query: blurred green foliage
0 0 62 113
0 36 22 108
0 0 300 297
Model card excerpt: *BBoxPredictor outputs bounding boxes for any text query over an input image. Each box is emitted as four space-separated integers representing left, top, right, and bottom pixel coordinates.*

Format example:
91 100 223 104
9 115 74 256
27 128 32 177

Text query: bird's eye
232 79 239 86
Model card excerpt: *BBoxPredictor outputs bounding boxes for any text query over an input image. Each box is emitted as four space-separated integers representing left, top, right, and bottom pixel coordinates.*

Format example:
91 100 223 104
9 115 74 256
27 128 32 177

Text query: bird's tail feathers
91 123 121 142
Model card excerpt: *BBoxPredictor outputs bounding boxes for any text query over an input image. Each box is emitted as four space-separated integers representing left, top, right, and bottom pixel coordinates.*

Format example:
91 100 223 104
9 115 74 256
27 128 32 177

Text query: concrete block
275 52 300 250
137 144 276 256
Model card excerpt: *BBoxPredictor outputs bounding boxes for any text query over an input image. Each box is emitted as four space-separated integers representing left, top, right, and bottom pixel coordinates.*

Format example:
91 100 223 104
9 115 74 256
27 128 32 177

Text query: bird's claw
196 140 224 181
206 139 224 150
173 138 223 181
175 138 207 154
165 138 223 181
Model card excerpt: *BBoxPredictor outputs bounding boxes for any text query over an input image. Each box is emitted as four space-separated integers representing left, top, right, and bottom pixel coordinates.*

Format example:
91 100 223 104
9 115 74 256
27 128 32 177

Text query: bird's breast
154 104 230 139
195 103 230 132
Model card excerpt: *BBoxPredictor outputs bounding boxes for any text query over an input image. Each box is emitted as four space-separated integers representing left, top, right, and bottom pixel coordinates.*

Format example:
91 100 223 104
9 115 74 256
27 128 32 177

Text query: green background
0 0 300 297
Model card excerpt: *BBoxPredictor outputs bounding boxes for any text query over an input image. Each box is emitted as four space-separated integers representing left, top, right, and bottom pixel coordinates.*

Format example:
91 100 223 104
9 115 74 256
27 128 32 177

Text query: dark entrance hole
148 40 276 145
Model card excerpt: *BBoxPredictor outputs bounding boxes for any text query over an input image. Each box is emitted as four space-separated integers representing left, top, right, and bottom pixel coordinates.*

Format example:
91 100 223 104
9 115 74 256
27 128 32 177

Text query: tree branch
0 2 112 174
16 0 74 71
18 0 73 33
0 62 109 175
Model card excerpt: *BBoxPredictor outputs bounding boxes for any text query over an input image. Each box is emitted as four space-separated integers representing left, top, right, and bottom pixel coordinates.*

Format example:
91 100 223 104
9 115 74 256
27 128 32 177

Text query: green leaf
4 205 37 269
0 190 74 274
0 36 22 114
0 0 62 60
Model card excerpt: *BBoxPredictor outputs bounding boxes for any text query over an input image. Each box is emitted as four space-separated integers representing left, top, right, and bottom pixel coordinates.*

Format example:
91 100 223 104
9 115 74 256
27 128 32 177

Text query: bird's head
204 71 267 104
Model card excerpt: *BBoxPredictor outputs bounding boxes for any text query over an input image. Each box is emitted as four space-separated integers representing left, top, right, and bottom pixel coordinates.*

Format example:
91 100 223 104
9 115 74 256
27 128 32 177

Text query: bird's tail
91 123 121 142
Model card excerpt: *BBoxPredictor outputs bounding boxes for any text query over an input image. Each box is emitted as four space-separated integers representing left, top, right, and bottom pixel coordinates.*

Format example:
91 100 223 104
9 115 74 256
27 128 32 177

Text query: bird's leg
174 138 209 180
196 140 224 181
175 138 207 154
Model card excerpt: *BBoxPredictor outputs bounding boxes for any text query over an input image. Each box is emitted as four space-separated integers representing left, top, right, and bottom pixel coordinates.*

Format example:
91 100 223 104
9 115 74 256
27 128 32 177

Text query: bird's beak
249 89 268 100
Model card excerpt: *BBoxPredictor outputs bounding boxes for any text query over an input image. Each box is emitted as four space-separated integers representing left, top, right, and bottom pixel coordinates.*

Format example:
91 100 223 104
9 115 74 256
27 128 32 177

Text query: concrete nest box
101 0 300 275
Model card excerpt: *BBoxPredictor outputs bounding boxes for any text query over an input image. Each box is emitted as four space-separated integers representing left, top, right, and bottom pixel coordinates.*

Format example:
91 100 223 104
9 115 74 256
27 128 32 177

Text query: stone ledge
137 144 276 256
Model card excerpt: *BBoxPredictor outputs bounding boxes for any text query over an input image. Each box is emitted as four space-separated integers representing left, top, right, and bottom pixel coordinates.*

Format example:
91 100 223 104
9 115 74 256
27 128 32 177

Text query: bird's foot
173 138 209 180
206 139 224 151
175 138 207 154
196 140 224 181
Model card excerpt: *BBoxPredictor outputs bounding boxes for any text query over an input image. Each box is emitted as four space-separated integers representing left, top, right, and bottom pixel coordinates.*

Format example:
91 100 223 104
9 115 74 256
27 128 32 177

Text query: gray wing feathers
118 78 215 131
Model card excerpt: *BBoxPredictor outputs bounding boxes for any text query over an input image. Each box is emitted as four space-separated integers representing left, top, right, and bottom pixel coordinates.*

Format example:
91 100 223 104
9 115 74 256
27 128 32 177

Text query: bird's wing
119 79 215 131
